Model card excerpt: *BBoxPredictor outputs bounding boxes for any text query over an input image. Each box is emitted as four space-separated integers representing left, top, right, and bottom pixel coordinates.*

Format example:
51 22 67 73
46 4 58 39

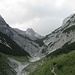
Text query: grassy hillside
0 52 16 75
29 50 75 75
9 55 29 62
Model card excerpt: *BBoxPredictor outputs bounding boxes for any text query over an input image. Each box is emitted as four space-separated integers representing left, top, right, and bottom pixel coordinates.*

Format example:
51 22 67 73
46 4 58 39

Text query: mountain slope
43 14 75 54
0 31 30 56
29 50 75 75
13 28 44 47
46 41 75 58
14 28 43 40
0 15 42 57
26 28 43 40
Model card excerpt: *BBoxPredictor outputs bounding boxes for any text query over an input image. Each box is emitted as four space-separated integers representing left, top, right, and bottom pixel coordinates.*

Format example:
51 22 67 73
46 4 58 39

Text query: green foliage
0 53 16 75
10 56 29 62
29 50 75 75
29 40 75 75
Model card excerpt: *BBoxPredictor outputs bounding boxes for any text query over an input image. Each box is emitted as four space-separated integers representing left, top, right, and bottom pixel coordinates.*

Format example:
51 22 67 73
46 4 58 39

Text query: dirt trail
51 67 57 75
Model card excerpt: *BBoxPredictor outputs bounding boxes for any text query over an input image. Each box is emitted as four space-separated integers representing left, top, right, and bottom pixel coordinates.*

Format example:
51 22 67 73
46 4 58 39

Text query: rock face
0 31 30 56
26 28 43 40
1 13 75 57
43 14 75 54
14 28 43 40
0 15 41 57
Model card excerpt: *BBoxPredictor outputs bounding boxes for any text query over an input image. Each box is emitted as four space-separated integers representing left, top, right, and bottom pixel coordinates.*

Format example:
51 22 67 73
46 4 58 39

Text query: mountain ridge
42 14 75 55
0 14 75 75
0 15 43 57
13 28 43 41
1 14 75 57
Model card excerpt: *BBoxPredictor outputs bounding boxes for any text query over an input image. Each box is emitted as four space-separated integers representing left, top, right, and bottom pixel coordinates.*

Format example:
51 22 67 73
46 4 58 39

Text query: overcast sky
0 0 75 35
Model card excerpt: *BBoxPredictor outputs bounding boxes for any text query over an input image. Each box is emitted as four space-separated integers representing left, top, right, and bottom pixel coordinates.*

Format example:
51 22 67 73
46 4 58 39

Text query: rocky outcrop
43 14 75 54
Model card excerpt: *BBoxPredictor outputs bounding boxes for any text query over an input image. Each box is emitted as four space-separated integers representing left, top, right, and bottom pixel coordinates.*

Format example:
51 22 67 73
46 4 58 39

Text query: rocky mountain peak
26 28 34 32
26 28 43 39
62 14 75 27
26 28 35 36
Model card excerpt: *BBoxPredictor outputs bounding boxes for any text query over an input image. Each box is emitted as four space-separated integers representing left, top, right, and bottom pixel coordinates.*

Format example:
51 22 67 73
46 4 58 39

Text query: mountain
26 28 43 40
26 14 75 75
1 14 75 57
14 28 43 40
14 28 44 47
0 15 43 57
42 14 75 54
1 14 75 75
0 31 30 56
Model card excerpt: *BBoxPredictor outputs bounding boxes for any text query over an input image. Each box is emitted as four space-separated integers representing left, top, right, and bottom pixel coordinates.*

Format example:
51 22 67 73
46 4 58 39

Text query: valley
0 14 75 75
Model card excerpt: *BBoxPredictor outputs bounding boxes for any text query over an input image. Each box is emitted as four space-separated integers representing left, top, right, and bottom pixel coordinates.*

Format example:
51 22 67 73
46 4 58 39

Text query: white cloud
0 0 75 35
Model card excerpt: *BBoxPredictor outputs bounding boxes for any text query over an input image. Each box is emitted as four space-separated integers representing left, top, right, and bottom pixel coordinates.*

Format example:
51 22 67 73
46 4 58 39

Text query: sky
0 0 75 35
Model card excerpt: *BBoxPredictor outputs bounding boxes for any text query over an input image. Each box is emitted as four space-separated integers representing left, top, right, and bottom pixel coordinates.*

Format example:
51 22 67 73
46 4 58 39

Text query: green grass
29 50 75 75
0 52 16 75
10 56 29 62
